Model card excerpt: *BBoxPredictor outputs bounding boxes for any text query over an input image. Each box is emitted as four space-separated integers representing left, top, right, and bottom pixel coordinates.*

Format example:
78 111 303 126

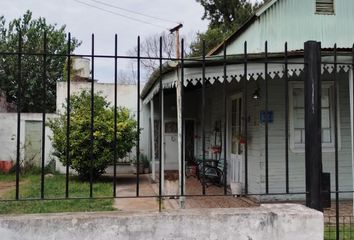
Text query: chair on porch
195 157 224 187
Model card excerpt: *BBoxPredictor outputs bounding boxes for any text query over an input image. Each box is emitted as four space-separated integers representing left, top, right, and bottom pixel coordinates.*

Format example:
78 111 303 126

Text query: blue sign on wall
260 111 273 123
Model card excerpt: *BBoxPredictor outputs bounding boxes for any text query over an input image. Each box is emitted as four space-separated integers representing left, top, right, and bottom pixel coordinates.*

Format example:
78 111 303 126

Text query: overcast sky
1 0 260 82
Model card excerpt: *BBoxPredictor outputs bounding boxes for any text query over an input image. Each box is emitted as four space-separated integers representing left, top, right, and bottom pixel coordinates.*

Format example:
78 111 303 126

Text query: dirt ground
0 181 16 198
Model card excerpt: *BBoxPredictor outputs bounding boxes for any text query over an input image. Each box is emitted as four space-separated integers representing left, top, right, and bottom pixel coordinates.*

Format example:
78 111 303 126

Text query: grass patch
0 174 16 182
325 224 354 239
0 174 115 214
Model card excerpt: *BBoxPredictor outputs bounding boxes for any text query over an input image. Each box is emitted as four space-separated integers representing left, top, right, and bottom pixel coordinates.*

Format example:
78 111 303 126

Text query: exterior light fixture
252 88 260 100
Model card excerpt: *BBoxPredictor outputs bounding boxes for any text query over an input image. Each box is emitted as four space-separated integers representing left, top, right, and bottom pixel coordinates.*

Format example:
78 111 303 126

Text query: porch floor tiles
113 174 256 211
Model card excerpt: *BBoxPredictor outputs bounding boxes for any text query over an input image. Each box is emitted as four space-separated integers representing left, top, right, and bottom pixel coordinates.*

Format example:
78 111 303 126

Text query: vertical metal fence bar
15 31 22 200
223 43 227 195
333 44 340 240
158 36 163 212
350 216 353 240
181 39 185 197
41 32 47 199
244 41 248 195
113 34 118 198
352 44 354 240
285 42 289 194
136 36 141 197
202 40 206 195
90 34 95 198
65 33 71 198
265 41 269 194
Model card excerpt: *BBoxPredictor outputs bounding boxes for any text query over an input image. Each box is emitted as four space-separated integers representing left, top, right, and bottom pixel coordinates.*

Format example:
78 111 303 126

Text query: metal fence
0 32 354 240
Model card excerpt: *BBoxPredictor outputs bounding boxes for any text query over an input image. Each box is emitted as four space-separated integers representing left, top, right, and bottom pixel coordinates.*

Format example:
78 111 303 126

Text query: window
316 0 335 14
289 83 337 152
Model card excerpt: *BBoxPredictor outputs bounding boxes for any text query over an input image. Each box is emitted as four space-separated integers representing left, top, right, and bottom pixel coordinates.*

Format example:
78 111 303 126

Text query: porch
141 50 354 204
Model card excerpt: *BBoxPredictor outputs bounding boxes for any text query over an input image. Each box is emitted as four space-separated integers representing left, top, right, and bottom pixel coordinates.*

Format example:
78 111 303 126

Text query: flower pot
187 165 197 177
239 138 247 144
0 160 13 174
211 146 221 154
230 182 242 196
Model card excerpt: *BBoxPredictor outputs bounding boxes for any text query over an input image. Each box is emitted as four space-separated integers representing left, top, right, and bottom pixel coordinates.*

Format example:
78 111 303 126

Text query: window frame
289 82 340 153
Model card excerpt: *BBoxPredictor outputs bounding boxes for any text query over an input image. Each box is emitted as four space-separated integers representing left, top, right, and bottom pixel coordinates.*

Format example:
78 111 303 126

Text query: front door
229 94 244 185
24 121 42 167
164 120 178 170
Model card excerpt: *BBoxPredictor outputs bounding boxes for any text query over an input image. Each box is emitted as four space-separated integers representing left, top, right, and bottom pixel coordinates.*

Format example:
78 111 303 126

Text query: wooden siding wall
259 72 352 200
224 0 354 55
153 71 352 200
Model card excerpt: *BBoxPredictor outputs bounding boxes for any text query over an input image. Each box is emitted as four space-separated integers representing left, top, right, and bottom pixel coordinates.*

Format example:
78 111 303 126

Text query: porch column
176 67 184 208
304 41 323 212
349 68 354 216
150 100 156 181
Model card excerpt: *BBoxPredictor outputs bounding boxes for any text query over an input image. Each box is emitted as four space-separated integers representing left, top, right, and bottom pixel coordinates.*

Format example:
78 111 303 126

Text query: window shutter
316 0 334 14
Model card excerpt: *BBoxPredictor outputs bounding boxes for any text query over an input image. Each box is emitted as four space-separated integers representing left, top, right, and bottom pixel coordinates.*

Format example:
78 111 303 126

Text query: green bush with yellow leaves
49 91 138 180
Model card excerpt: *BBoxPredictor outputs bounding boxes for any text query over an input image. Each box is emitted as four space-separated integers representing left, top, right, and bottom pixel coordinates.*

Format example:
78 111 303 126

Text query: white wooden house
141 0 354 200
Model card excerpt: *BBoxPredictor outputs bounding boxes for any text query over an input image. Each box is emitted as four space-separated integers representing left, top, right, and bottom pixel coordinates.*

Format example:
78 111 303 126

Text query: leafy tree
197 0 256 29
190 0 263 56
49 91 138 180
0 10 80 113
190 27 225 57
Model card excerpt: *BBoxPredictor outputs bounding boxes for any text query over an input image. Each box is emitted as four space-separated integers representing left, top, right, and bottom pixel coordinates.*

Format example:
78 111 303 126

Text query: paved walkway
113 174 159 211
113 174 256 212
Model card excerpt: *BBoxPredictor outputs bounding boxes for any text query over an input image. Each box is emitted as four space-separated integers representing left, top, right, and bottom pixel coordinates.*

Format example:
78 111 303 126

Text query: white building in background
0 57 149 173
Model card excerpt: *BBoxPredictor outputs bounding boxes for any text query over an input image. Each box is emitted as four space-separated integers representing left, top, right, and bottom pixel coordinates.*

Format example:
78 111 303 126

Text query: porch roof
141 50 353 104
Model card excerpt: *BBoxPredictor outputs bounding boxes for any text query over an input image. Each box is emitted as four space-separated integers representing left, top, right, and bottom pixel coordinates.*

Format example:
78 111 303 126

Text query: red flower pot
211 146 221 154
0 161 13 174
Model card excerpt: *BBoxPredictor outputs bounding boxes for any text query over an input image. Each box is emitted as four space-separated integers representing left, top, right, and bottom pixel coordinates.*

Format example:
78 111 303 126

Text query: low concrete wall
0 204 323 240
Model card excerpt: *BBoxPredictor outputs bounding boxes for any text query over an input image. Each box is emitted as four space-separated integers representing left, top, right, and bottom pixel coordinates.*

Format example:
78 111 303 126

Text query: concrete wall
0 82 150 173
56 81 138 114
0 113 56 167
0 204 323 240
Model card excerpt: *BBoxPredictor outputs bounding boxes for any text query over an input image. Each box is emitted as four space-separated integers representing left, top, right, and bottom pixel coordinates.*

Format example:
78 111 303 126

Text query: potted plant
230 182 242 196
131 157 144 174
186 158 198 177
0 160 13 174
236 133 247 144
211 145 221 154
141 154 150 174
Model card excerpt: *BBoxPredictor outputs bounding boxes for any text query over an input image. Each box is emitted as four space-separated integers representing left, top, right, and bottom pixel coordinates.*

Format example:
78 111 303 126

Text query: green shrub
49 91 138 180
131 153 150 168
140 154 150 168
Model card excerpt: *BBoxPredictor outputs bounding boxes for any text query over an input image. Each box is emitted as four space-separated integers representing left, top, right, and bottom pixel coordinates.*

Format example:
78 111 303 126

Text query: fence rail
1 32 354 240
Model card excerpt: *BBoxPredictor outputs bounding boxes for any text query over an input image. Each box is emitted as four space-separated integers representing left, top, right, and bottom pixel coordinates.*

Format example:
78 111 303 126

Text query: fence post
304 41 323 212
